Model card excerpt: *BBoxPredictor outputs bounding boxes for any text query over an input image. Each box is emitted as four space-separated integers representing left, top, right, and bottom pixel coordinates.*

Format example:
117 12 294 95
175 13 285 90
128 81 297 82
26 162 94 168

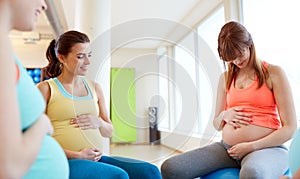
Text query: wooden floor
110 143 181 169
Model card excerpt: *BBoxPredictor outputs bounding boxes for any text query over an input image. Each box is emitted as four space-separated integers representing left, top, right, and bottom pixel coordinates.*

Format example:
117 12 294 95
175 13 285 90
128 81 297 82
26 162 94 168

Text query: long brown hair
44 30 90 78
217 21 267 90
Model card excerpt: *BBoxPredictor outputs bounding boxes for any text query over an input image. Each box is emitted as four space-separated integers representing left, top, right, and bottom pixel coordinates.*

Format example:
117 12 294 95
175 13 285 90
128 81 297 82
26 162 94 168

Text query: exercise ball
33 68 41 76
289 128 300 175
201 168 291 179
33 76 41 83
201 168 239 179
27 69 33 77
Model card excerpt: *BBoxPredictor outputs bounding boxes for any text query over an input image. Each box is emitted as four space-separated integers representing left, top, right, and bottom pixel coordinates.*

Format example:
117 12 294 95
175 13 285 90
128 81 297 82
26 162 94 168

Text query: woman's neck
57 73 81 86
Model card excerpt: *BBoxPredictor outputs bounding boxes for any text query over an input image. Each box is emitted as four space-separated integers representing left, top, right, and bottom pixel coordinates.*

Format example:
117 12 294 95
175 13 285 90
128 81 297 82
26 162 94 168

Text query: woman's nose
233 58 241 64
41 0 47 10
84 56 91 65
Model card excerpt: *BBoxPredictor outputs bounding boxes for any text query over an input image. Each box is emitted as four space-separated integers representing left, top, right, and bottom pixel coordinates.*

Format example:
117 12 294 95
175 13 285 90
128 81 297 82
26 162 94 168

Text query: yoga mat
110 68 137 142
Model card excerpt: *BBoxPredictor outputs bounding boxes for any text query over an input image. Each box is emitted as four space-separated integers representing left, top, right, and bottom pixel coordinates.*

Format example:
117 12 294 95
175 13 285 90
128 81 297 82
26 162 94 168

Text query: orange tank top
226 62 281 129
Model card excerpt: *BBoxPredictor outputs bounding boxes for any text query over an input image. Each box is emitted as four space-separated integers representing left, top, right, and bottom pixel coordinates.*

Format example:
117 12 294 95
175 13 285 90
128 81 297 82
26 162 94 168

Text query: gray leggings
161 141 288 179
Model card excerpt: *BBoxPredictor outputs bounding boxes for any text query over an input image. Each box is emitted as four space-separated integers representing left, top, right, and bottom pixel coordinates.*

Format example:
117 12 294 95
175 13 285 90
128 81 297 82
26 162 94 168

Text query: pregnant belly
222 123 275 146
53 126 103 151
23 135 69 179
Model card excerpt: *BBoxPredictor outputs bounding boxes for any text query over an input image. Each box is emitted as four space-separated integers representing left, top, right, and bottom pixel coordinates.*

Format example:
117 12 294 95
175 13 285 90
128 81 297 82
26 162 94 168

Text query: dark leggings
68 156 162 179
161 141 288 179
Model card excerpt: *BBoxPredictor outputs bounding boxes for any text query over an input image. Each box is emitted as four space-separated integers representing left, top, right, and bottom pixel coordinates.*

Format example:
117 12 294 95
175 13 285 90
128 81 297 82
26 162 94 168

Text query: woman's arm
213 73 227 131
0 36 52 178
250 64 297 150
94 82 114 137
36 81 51 104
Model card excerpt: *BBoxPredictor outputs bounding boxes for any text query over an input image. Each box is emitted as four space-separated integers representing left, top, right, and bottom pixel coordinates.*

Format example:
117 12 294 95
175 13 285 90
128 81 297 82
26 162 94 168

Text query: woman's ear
57 54 65 64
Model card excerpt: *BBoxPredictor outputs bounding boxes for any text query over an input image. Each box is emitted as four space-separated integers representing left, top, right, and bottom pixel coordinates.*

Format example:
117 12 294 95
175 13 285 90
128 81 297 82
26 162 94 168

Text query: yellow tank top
46 77 103 151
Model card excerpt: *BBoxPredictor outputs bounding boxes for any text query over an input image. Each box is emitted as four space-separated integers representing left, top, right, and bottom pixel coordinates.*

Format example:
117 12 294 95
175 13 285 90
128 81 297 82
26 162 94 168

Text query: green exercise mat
110 68 137 143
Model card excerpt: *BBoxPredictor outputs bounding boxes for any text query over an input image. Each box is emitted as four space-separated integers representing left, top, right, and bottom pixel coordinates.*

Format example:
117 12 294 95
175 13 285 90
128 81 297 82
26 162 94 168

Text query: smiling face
60 43 92 76
10 0 47 31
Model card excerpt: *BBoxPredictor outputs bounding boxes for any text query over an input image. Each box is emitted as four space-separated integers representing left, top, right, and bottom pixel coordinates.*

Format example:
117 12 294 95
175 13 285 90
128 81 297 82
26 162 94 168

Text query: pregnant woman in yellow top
37 30 161 179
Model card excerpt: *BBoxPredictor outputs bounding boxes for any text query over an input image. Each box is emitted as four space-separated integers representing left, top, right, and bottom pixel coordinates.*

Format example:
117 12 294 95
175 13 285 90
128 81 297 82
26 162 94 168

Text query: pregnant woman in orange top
161 21 297 179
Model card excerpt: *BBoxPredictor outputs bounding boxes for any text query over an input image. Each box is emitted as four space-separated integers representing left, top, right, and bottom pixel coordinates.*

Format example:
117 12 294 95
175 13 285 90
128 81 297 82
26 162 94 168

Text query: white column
224 0 243 22
75 0 111 155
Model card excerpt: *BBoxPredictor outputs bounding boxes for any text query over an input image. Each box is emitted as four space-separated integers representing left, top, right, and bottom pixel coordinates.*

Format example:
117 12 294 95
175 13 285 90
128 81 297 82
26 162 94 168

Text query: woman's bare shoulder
36 80 51 96
266 63 286 78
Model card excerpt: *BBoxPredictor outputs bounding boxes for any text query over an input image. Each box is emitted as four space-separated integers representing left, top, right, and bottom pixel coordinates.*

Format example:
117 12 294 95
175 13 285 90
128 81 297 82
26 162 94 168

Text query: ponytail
44 39 62 78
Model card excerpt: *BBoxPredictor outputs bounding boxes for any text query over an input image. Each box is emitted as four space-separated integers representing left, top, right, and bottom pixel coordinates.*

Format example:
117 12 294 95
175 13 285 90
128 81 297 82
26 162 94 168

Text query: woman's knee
161 159 173 178
138 163 161 179
161 158 183 179
240 165 262 179
113 169 129 179
240 165 279 179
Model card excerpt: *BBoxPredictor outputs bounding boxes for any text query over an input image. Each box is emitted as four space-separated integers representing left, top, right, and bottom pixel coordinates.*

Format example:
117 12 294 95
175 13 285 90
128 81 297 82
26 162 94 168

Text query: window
174 37 198 133
196 6 225 136
158 48 170 130
158 6 225 137
197 7 225 63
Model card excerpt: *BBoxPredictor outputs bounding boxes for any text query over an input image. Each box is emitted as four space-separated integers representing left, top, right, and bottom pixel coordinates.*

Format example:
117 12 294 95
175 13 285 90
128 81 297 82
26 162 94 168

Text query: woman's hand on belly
70 114 101 130
223 108 252 128
79 147 102 161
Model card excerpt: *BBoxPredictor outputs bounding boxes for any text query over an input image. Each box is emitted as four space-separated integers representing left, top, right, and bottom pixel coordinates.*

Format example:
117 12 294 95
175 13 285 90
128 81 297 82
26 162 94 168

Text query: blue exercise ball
33 76 41 83
201 168 240 179
201 167 291 179
33 68 41 76
289 128 300 176
27 69 33 77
